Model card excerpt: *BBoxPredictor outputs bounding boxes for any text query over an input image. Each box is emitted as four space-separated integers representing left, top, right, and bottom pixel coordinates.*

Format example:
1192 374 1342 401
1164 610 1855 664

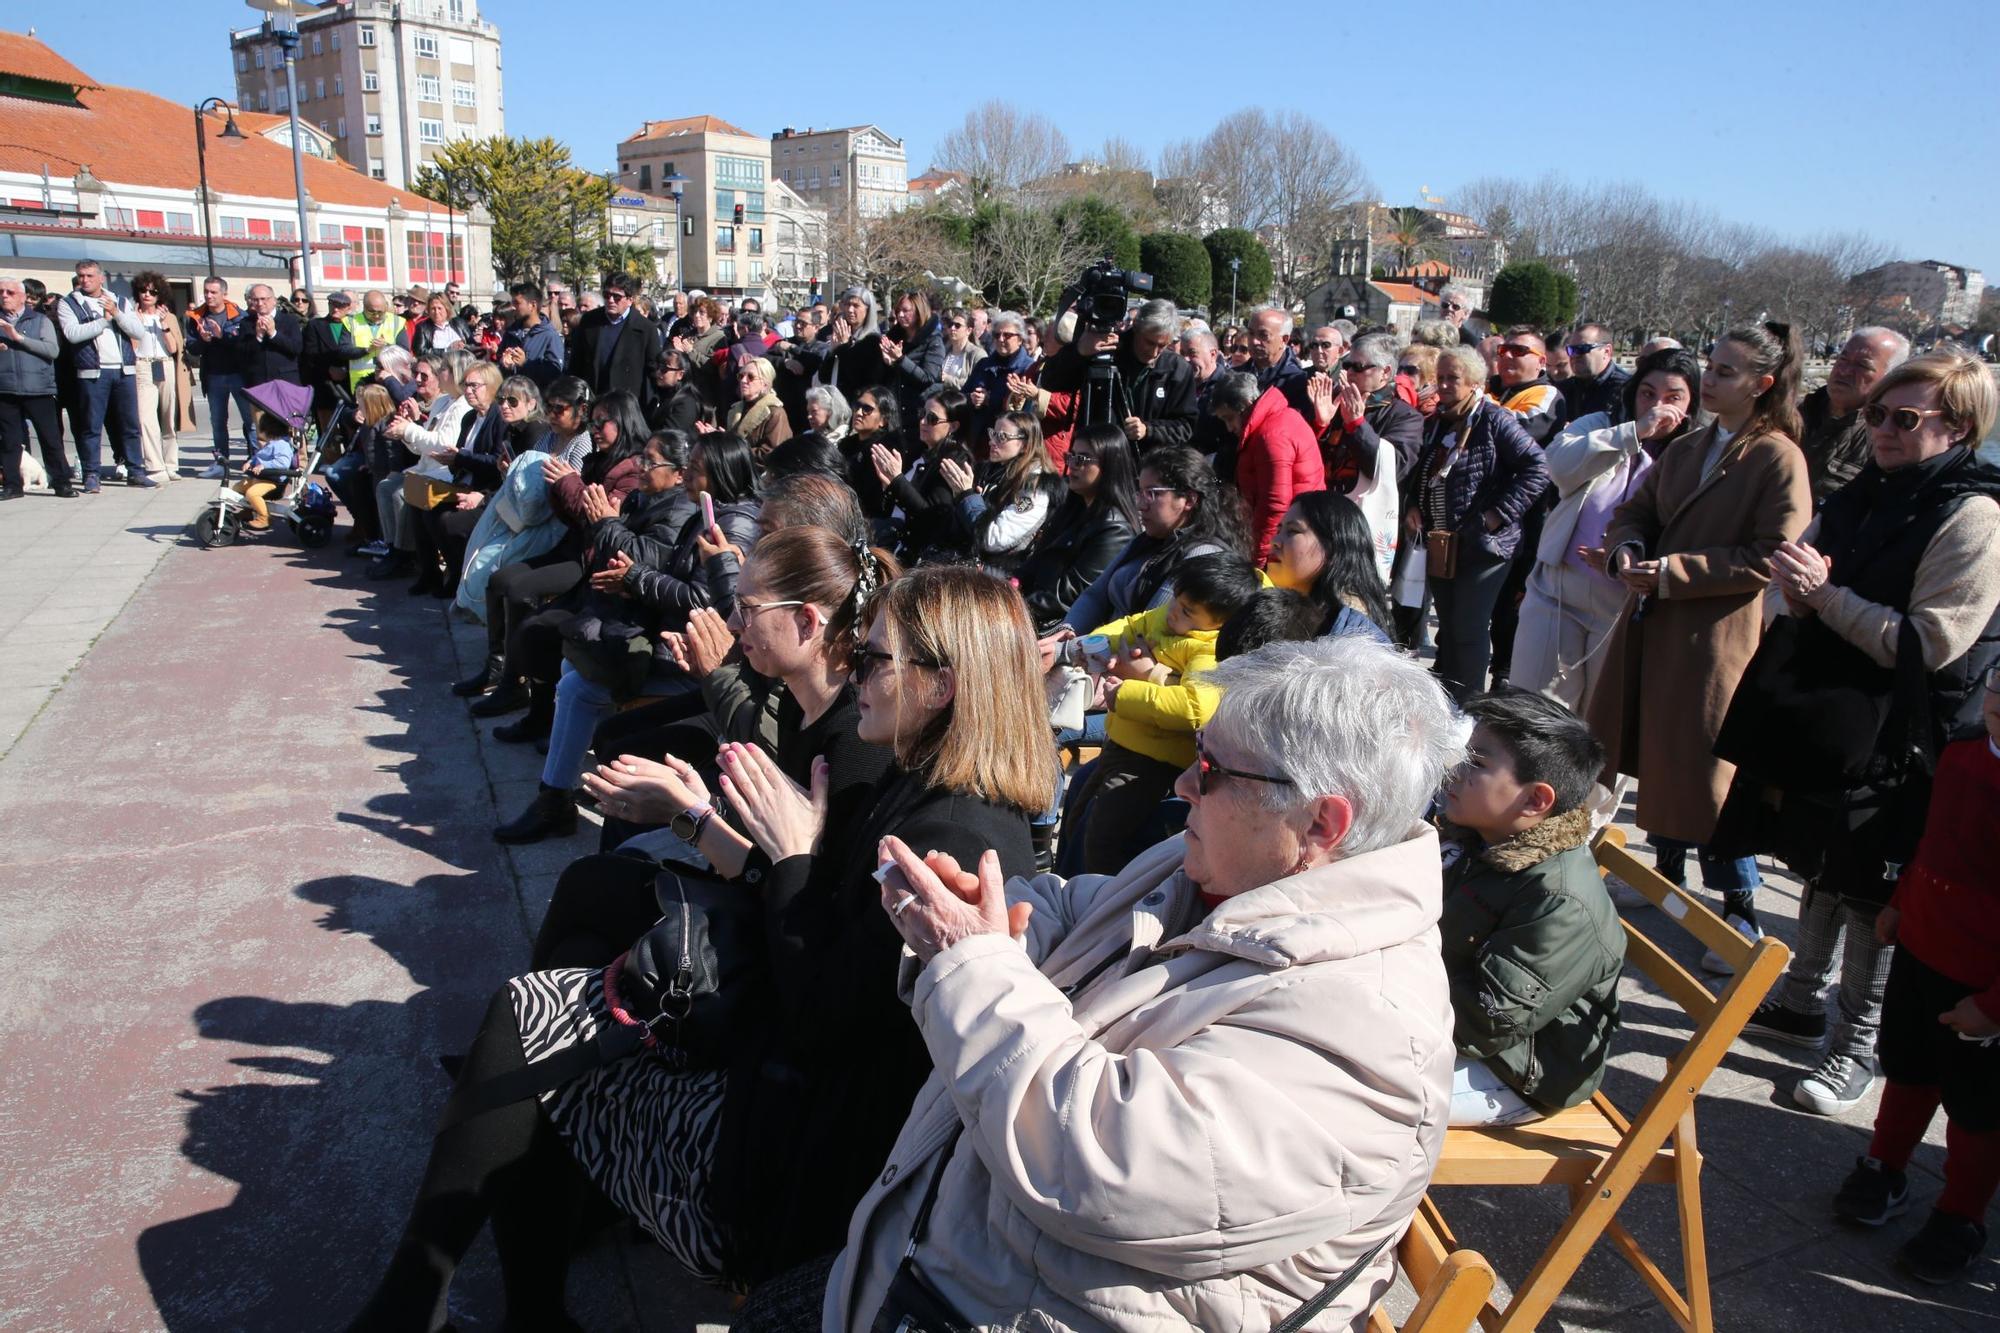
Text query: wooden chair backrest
1367 1198 1496 1333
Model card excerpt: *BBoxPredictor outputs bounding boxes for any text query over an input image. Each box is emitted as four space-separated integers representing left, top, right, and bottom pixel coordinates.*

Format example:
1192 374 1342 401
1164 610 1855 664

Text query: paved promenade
0 440 1992 1329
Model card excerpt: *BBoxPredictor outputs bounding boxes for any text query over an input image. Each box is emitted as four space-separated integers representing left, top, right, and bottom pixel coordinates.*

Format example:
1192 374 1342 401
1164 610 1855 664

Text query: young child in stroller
237 414 298 534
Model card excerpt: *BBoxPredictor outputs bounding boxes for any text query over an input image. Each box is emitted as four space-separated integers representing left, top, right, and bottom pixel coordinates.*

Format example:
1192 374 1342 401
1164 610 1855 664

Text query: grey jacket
0 307 59 397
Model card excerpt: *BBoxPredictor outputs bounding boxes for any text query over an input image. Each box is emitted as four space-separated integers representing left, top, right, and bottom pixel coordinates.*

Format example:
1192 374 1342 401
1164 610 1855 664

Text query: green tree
413 135 611 287
1487 260 1577 331
599 240 658 291
1203 228 1273 315
1139 232 1211 309
1052 195 1141 271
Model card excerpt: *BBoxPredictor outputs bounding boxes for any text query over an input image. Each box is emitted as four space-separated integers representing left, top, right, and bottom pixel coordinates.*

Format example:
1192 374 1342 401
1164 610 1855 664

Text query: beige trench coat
1583 423 1810 843
826 830 1455 1332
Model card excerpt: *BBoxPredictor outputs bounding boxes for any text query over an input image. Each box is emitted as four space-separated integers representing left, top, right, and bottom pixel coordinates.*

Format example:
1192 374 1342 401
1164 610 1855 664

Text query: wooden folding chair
1368 1197 1497 1333
1428 826 1791 1332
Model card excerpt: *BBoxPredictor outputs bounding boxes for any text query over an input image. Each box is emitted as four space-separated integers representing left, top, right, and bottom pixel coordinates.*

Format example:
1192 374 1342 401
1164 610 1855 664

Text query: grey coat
0 307 60 397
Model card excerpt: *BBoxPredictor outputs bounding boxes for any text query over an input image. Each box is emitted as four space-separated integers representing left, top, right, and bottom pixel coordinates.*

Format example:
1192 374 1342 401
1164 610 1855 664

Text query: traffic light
733 203 744 225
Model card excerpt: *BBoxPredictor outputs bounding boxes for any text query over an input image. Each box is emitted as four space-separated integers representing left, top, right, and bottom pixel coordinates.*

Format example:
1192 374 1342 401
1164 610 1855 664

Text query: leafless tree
934 101 1071 205
821 203 969 298
974 207 1102 315
1262 110 1371 305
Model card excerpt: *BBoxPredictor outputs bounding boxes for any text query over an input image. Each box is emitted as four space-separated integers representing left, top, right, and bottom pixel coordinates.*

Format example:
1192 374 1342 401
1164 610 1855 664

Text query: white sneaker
1605 872 1650 910
201 463 227 479
1701 913 1763 975
111 464 128 481
358 539 390 557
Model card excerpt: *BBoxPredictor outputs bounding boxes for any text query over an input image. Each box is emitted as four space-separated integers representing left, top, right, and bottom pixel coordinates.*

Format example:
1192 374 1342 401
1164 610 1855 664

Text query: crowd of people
7 253 1999 1322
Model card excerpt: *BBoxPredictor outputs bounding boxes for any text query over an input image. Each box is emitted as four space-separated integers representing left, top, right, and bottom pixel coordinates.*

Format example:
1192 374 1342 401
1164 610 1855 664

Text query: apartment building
229 0 504 187
770 125 908 220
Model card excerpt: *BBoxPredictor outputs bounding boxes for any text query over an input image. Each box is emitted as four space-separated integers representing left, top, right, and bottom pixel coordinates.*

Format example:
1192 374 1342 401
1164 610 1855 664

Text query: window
450 0 466 22
331 29 340 51
653 217 667 241
748 227 763 254
320 222 388 282
256 89 269 110
414 33 439 59
637 164 651 190
273 219 297 241
333 75 342 95
416 75 441 103
314 78 325 100
104 206 135 228
750 261 763 284
716 260 736 286
369 158 385 180
220 215 248 237
418 118 444 144
362 69 379 92
808 170 819 190
163 211 195 234
274 85 288 110
336 117 347 139
311 33 321 55
451 81 475 107
253 47 264 69
235 51 247 72
365 113 382 136
745 192 764 220
449 35 474 64
406 229 465 285
715 224 734 250
358 24 376 47
715 155 764 186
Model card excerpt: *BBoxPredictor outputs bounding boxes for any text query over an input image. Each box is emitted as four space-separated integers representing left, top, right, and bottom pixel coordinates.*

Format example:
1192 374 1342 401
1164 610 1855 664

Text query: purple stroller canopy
243 379 315 433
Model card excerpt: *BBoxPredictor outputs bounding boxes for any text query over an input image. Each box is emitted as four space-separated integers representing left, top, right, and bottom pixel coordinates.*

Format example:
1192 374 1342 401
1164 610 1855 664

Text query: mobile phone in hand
701 492 715 534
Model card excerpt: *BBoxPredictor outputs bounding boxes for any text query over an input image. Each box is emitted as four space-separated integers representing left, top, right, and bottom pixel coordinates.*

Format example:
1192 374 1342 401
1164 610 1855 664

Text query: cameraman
1041 299 1197 463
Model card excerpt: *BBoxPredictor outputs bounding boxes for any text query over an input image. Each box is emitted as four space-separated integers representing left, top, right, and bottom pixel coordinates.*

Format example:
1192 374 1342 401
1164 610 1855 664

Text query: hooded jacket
827 829 1454 1331
1437 808 1625 1112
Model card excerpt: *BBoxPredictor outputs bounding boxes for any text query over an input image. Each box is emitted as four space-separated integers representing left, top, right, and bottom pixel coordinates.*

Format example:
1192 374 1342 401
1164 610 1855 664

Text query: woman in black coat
1014 424 1143 631
347 567 1056 1328
870 387 976 564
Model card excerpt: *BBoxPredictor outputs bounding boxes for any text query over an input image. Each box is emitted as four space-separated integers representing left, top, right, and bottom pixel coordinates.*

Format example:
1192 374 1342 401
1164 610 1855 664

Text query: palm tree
1381 207 1435 273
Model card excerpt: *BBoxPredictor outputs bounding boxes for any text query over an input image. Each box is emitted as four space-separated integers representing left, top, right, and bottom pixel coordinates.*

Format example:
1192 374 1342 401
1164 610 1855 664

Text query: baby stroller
192 380 344 549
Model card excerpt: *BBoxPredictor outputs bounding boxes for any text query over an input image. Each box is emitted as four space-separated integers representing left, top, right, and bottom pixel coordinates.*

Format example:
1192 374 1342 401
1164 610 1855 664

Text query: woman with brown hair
939 408 1061 573
1583 321 1813 965
347 563 1051 1329
128 270 187 482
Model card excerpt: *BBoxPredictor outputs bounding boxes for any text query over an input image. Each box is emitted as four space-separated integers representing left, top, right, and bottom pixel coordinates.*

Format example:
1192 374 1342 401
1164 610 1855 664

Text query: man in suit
232 283 304 390
565 272 659 402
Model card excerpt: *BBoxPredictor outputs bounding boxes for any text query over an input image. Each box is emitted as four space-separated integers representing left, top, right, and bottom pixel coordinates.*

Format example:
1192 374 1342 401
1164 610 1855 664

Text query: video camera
1064 261 1154 331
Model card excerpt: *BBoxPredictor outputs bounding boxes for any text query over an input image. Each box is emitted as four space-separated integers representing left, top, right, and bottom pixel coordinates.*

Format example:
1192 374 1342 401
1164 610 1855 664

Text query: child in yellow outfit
1069 553 1261 873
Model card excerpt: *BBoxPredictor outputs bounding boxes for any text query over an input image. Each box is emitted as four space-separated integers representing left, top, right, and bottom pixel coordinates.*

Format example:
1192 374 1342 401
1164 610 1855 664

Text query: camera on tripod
1069 261 1154 330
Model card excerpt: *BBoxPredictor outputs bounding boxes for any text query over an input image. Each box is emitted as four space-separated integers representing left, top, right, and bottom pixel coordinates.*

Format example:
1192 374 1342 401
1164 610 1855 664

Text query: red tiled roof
1392 260 1453 278
0 34 407 210
624 115 758 143
0 30 98 89
1372 281 1437 307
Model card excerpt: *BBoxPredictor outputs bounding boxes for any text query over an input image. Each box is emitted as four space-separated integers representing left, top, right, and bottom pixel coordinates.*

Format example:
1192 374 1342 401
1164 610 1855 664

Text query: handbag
560 619 654 699
871 1124 1391 1333
614 868 769 1068
402 471 459 512
1425 529 1459 580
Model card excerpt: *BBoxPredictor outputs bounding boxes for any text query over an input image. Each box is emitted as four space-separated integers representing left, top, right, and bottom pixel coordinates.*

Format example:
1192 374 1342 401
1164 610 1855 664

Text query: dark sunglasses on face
853 403 879 417
991 431 1025 443
1340 360 1371 373
851 645 940 686
1565 341 1606 356
1192 730 1295 797
1310 339 1339 349
1398 364 1422 376
1497 343 1541 358
1862 404 1946 432
500 395 525 407
922 413 949 425
1067 451 1099 466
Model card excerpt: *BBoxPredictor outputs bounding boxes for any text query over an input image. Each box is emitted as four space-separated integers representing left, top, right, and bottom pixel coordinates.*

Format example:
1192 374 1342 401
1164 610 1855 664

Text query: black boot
452 654 503 698
494 783 578 844
469 677 530 717
492 682 554 743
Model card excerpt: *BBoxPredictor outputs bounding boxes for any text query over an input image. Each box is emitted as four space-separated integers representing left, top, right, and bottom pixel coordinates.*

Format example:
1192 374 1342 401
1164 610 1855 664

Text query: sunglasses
1862 404 1946 432
946 320 968 328
1564 341 1606 356
500 395 526 407
1193 730 1294 797
1340 361 1371 373
1067 451 1099 466
852 645 940 685
1310 340 1340 349
1398 364 1422 376
1441 301 1467 312
853 403 880 416
1497 343 1541 358
921 413 949 425
991 431 1025 443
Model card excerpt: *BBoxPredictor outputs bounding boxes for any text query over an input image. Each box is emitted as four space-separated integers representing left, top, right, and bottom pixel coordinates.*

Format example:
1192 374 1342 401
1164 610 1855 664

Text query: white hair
1249 304 1294 338
1205 637 1468 857
1852 325 1912 370
1438 283 1474 309
1351 333 1398 371
1133 298 1179 339
805 384 851 441
375 344 415 379
987 309 1025 337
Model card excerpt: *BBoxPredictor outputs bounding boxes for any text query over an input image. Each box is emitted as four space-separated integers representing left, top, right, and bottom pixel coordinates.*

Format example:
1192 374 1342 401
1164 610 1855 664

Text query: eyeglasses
851 645 940 685
991 431 1025 443
1398 364 1422 376
642 460 680 473
1067 451 1099 466
1193 730 1294 797
1565 341 1606 356
1441 301 1467 312
1340 360 1372 373
735 597 804 619
946 320 969 329
500 395 526 407
1983 662 1999 692
921 413 949 426
1140 485 1182 502
1862 404 1946 433
993 331 1022 341
1497 343 1541 358
1310 339 1340 349
590 417 615 430
852 403 880 417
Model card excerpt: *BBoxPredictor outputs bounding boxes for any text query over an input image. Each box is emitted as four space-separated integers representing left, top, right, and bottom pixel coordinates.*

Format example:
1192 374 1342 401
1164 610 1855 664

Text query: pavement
0 413 1993 1331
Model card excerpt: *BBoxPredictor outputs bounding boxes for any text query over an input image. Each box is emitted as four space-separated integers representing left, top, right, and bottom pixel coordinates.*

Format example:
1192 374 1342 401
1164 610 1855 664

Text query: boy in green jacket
1439 690 1626 1125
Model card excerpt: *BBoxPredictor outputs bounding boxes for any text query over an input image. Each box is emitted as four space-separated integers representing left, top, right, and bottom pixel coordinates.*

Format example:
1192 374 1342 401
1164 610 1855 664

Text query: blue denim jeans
204 374 255 465
541 663 619 791
324 451 373 535
75 373 144 478
1651 836 1760 922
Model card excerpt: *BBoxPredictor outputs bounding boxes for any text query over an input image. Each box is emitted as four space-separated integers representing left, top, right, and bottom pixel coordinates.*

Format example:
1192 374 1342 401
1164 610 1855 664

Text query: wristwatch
671 803 715 844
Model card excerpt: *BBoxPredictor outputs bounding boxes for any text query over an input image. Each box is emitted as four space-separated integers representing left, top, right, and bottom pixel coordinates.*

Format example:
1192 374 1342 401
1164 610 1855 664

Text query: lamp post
192 98 245 279
246 0 316 302
662 171 688 292
1229 256 1242 321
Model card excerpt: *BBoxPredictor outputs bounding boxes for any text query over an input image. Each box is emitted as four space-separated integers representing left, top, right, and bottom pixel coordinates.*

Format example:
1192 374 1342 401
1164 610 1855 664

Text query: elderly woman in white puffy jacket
1511 346 1708 707
741 636 1466 1333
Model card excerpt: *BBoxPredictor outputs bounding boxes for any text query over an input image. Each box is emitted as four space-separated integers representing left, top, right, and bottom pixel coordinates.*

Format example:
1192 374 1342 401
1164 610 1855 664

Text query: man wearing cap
301 289 355 423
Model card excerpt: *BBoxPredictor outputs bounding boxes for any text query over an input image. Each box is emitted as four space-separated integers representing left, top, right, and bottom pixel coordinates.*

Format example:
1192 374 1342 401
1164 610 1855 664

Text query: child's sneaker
1743 999 1826 1049
1700 913 1763 975
1832 1155 1909 1227
1898 1208 1987 1285
1793 1051 1874 1115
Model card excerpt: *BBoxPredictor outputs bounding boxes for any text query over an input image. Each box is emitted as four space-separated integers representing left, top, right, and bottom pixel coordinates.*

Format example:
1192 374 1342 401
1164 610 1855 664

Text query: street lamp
1229 256 1242 320
245 0 317 303
662 171 688 292
192 98 245 279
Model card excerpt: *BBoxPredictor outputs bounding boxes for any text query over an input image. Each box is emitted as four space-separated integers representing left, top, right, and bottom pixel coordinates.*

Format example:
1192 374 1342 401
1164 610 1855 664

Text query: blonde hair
736 356 776 393
461 360 503 394
355 383 395 427
861 566 1059 812
1401 343 1440 386
1866 345 1998 448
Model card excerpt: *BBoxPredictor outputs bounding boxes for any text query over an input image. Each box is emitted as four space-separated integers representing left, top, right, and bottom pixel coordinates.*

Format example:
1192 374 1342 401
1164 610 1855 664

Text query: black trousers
0 392 67 491
1430 549 1511 702
415 504 482 591
485 554 585 661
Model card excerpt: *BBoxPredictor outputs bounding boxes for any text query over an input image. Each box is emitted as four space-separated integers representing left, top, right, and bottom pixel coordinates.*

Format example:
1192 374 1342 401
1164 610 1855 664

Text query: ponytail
748 526 903 671
1720 320 1803 443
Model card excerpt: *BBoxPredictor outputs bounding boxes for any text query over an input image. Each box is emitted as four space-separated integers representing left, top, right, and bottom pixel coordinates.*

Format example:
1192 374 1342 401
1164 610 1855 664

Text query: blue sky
20 1 2000 279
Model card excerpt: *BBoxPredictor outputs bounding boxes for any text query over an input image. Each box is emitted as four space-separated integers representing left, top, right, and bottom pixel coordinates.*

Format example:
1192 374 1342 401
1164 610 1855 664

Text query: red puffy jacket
1234 386 1325 561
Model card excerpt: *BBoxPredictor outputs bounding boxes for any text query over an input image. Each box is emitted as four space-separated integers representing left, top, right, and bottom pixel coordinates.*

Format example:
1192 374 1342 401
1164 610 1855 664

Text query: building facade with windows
229 0 504 187
769 125 908 220
0 32 491 303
